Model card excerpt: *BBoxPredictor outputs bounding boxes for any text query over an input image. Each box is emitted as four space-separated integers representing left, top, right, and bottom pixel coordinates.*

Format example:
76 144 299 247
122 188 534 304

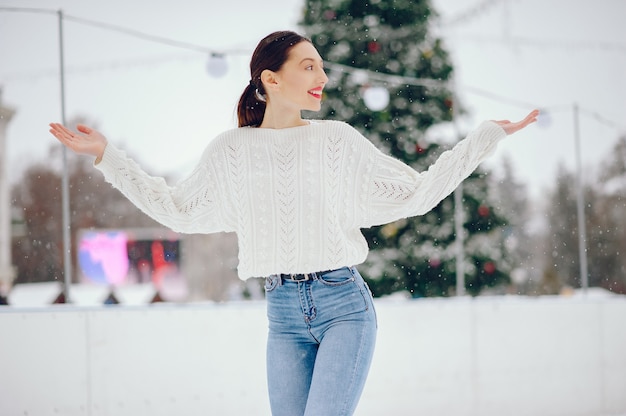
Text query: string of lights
0 52 201 83
440 0 504 27
579 107 623 130
443 33 626 53
440 0 626 55
63 14 250 56
0 6 55 15
437 0 626 53
1 6 623 130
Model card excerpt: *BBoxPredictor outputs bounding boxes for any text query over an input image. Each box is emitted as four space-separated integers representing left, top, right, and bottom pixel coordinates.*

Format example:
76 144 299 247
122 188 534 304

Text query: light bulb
206 53 228 78
363 86 390 111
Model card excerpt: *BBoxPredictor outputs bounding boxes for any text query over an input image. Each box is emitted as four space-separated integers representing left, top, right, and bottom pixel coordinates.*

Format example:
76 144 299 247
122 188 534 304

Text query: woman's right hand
49 123 108 161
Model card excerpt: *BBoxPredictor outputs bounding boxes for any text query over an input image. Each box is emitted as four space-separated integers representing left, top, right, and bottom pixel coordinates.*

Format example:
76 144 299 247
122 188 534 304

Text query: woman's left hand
492 109 539 135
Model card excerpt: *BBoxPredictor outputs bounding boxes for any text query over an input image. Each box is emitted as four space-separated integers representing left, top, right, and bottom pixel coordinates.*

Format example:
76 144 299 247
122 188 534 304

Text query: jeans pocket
361 279 378 328
264 275 280 292
317 267 355 287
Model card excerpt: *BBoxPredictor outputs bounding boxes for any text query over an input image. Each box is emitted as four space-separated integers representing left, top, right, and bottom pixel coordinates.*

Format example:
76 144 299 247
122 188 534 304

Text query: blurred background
0 0 624 304
1 2 626 415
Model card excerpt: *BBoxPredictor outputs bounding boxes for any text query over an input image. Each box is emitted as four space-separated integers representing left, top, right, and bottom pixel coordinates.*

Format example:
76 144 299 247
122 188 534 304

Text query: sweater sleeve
361 121 506 227
94 141 233 234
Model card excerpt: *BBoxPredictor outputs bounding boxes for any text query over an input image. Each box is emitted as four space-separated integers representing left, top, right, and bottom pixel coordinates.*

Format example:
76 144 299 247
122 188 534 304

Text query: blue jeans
265 266 377 416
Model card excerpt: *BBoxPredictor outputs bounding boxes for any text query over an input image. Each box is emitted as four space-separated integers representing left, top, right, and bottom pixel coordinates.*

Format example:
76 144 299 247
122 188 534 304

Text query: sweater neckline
251 120 318 131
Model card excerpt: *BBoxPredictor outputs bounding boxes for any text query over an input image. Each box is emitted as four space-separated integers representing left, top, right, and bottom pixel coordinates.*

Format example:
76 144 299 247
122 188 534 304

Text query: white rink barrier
1 295 625 416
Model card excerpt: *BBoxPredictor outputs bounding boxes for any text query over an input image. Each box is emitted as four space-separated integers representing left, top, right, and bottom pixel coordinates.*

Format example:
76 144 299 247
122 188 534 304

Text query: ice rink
1 293 625 415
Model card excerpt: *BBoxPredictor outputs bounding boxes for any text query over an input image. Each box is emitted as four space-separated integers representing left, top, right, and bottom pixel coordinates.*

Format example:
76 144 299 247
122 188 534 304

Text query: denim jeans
265 266 377 416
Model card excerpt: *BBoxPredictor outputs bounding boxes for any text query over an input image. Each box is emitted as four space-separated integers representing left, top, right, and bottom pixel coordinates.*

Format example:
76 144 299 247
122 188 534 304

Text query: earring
255 89 267 102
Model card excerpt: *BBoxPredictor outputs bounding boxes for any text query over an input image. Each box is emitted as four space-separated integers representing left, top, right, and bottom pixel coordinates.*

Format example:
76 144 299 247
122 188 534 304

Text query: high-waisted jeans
264 266 377 416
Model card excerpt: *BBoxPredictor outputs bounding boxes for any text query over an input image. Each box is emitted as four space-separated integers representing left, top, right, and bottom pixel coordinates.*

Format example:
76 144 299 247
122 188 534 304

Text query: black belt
277 269 334 282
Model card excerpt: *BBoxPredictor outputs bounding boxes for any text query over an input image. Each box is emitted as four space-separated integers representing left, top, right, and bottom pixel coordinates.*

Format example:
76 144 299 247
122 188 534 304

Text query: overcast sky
1 0 625 201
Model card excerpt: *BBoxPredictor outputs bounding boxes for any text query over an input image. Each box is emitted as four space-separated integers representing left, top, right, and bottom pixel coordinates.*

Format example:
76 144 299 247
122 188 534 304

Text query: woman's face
269 41 329 112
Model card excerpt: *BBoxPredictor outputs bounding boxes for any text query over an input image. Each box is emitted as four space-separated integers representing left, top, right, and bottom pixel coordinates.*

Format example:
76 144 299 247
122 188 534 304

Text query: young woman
50 30 538 416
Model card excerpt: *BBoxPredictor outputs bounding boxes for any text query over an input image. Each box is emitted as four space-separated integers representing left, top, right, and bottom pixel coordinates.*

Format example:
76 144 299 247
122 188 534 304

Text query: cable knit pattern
274 139 298 270
323 134 345 265
95 119 506 280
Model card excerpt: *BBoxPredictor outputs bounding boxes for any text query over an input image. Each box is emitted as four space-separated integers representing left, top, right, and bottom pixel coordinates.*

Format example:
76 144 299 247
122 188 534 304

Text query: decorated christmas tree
300 0 511 297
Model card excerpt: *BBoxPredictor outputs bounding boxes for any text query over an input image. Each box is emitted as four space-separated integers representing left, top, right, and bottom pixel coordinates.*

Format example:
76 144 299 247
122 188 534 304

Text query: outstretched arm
49 123 108 163
48 122 232 234
362 109 539 226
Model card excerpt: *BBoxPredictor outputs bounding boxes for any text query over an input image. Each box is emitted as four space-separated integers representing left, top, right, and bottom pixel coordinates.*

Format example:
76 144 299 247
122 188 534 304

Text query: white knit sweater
95 120 506 279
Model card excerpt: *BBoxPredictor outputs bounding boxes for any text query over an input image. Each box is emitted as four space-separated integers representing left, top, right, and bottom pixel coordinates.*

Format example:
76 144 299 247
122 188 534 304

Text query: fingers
521 109 539 125
491 109 540 135
49 123 96 143
49 122 107 158
50 123 73 136
49 123 74 142
77 124 92 134
49 123 86 151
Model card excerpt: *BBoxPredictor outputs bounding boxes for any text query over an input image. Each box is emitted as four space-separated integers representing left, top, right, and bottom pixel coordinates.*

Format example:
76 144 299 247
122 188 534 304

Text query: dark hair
237 31 311 127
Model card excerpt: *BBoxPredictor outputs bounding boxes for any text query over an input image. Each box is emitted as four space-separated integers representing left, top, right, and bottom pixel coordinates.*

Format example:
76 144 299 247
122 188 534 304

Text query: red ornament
483 261 496 274
478 204 490 217
368 41 381 53
415 144 425 154
428 258 441 268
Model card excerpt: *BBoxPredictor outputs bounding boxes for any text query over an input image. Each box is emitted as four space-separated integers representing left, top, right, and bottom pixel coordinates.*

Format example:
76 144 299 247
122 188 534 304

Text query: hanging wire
437 1 626 53
579 108 623 130
0 6 56 15
443 33 626 53
1 6 623 131
461 86 539 110
324 62 449 90
441 0 504 27
63 14 249 56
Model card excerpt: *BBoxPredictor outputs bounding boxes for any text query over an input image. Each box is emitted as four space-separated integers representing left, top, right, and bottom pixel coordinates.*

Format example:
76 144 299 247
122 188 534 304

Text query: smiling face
263 41 329 113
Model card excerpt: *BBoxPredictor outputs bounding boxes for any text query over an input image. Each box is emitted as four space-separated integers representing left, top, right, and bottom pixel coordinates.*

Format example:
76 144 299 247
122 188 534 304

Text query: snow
1 294 625 415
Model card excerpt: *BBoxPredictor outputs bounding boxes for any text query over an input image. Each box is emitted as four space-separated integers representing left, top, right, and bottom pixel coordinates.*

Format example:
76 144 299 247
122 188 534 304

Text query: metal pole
454 184 465 296
58 9 72 302
0 92 17 295
451 83 465 296
573 103 589 293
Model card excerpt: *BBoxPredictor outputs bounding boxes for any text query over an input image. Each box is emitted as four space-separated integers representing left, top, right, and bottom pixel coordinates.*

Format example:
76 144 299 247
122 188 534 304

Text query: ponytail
237 81 266 127
236 31 311 128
